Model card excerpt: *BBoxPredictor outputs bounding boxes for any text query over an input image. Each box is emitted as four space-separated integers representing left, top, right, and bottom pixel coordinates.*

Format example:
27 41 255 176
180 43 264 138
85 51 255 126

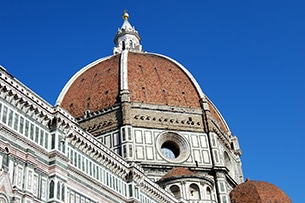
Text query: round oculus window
157 132 190 162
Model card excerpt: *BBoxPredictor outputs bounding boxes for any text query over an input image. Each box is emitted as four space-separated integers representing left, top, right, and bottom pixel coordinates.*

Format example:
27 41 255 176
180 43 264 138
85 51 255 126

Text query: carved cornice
133 114 202 128
211 119 233 150
0 70 54 125
66 127 130 174
76 104 120 122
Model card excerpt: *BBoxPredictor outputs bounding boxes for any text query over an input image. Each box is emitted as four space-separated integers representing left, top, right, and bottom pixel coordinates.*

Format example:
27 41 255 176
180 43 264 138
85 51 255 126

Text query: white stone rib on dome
206 96 231 133
147 52 231 133
120 50 129 91
147 52 205 99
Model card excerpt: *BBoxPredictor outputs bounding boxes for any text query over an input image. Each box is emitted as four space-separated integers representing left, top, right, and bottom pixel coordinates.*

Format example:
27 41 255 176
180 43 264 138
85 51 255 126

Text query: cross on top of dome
122 10 129 20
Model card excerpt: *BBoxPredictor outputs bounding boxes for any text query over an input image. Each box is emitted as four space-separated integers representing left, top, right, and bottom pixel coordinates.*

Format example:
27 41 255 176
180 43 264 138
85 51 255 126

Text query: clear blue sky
1 1 304 202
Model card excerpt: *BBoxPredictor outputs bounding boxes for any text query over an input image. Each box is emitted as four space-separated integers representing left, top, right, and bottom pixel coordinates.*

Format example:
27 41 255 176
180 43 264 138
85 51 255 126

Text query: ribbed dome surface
230 180 292 203
128 53 201 107
59 54 121 118
58 52 202 118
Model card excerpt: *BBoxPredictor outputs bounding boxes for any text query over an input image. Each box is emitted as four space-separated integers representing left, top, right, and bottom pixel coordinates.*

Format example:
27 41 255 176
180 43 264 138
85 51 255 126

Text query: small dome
157 167 197 183
230 179 292 203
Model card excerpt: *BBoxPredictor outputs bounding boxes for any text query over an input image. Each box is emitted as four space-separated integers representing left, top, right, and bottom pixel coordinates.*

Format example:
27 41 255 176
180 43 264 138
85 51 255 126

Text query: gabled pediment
0 170 13 198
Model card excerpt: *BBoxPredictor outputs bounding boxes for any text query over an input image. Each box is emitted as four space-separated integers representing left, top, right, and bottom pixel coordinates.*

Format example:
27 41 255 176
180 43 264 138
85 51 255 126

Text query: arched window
57 182 61 199
170 185 181 199
61 184 65 201
206 187 212 200
2 147 9 169
129 40 133 48
189 183 200 200
49 180 54 198
122 41 125 50
224 151 231 165
224 151 234 177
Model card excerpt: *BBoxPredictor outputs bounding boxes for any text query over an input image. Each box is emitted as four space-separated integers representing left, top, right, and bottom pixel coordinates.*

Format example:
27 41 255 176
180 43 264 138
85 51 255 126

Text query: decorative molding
133 114 201 127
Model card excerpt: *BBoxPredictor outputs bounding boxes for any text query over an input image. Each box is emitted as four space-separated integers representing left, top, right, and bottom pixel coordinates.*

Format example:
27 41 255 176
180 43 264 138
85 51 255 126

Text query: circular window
157 132 190 162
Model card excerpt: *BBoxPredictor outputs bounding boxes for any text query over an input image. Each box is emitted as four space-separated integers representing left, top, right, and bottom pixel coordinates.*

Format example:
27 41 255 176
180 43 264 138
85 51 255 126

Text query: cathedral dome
57 52 202 118
56 11 231 134
229 179 292 203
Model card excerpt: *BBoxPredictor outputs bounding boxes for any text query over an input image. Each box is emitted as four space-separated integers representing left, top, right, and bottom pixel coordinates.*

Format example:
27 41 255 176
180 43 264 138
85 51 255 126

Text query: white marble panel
200 135 208 148
105 135 111 147
193 149 201 163
202 150 210 164
113 132 120 146
144 131 152 144
191 134 199 147
146 146 154 160
136 146 144 159
135 130 143 143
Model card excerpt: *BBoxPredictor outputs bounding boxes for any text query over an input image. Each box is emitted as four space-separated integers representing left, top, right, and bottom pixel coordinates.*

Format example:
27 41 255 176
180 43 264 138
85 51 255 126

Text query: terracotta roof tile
158 167 197 182
230 179 292 203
